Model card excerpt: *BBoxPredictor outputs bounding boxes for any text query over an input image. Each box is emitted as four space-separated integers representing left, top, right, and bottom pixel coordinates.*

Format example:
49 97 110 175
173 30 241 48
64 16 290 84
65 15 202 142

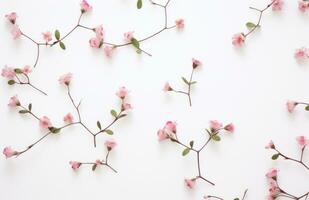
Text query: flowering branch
1 65 47 95
157 120 234 188
232 0 283 47
2 74 131 158
163 59 201 107
204 189 248 200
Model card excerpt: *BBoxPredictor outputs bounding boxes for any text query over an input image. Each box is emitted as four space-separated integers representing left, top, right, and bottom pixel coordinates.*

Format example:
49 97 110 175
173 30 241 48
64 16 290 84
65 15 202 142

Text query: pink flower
163 82 173 92
94 25 104 39
192 58 202 69
3 147 18 158
268 179 280 196
103 45 113 57
63 113 74 123
209 120 223 131
272 0 284 11
5 12 17 24
1 65 16 79
184 178 195 189
299 1 309 12
265 140 275 149
89 37 102 48
80 0 92 13
164 121 177 133
105 139 117 150
175 19 185 29
232 33 245 46
122 103 132 111
11 25 22 39
42 31 52 43
22 65 32 74
8 95 20 107
39 116 52 129
266 168 278 179
296 135 308 148
123 31 134 42
58 73 72 85
157 129 169 141
224 123 234 133
95 159 103 165
69 161 81 170
294 47 308 59
286 101 297 113
116 86 128 99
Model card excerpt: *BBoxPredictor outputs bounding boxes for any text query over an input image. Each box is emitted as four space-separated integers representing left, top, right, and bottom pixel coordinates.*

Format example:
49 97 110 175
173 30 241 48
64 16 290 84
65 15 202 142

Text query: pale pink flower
3 147 18 158
122 103 132 111
95 159 103 165
232 33 245 46
89 37 102 48
94 25 104 39
11 25 21 39
39 116 52 129
267 195 275 200
272 0 284 11
103 45 113 57
268 179 280 196
58 73 72 85
299 1 309 12
209 120 223 131
265 140 275 149
1 65 16 79
105 139 117 150
192 58 202 69
164 121 177 133
266 168 278 179
80 0 92 13
286 101 297 113
22 65 32 74
175 19 185 29
42 31 52 43
296 135 308 148
123 31 134 42
163 82 173 92
8 95 20 107
5 12 17 24
69 161 81 170
63 113 74 123
157 129 169 141
294 47 308 59
116 86 128 99
224 123 234 133
184 179 195 189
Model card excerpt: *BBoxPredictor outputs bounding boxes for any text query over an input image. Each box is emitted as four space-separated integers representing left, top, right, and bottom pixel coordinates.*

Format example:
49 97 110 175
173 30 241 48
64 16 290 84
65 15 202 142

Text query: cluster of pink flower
157 120 234 189
298 0 309 12
294 47 309 61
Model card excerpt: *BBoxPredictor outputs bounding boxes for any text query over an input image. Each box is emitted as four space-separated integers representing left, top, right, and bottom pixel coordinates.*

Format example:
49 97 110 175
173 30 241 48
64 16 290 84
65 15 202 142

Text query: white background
0 0 308 199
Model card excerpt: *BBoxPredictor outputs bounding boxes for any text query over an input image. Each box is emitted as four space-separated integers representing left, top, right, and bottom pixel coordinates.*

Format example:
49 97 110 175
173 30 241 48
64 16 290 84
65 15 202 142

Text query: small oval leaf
182 148 190 156
105 129 114 135
55 30 60 40
137 0 143 9
59 42 66 50
246 22 256 29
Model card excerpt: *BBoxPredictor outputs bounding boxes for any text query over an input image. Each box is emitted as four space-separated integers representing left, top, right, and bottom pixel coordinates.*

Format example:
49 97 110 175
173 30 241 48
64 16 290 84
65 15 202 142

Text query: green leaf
131 38 140 49
49 127 61 134
14 68 22 74
272 154 280 160
105 129 114 135
234 198 240 200
110 110 117 118
305 105 309 111
211 135 221 141
246 22 256 29
182 148 190 156
190 81 197 85
19 110 29 114
55 30 60 40
137 0 143 9
97 121 102 130
28 103 32 111
8 80 15 85
59 42 66 50
181 77 190 85
189 140 194 148
92 164 97 171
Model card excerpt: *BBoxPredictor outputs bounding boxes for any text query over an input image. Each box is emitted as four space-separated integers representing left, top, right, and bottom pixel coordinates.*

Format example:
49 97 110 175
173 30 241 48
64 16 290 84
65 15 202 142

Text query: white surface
0 0 308 199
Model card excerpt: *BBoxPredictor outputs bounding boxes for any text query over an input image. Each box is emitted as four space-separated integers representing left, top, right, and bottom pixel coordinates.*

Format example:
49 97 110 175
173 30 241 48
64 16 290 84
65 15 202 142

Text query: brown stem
274 148 309 170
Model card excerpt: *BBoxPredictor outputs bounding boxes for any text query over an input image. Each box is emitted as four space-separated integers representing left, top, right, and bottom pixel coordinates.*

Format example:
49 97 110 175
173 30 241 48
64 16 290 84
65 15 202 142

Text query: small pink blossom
89 37 102 48
164 121 177 133
268 179 280 196
209 120 223 131
266 168 278 179
116 86 128 99
103 45 113 57
296 135 308 148
163 82 173 92
123 31 134 42
95 159 103 165
22 65 32 74
39 116 52 129
58 73 72 85
157 129 169 141
69 161 81 170
272 0 284 11
3 147 18 158
224 123 234 133
184 178 195 189
286 101 297 113
175 19 185 29
299 1 309 12
105 139 117 150
80 0 92 13
94 25 104 39
63 113 74 123
232 33 245 46
122 103 132 111
8 95 20 107
11 25 22 39
294 47 308 59
42 31 52 43
1 65 16 79
265 140 275 149
5 12 17 24
192 58 202 69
